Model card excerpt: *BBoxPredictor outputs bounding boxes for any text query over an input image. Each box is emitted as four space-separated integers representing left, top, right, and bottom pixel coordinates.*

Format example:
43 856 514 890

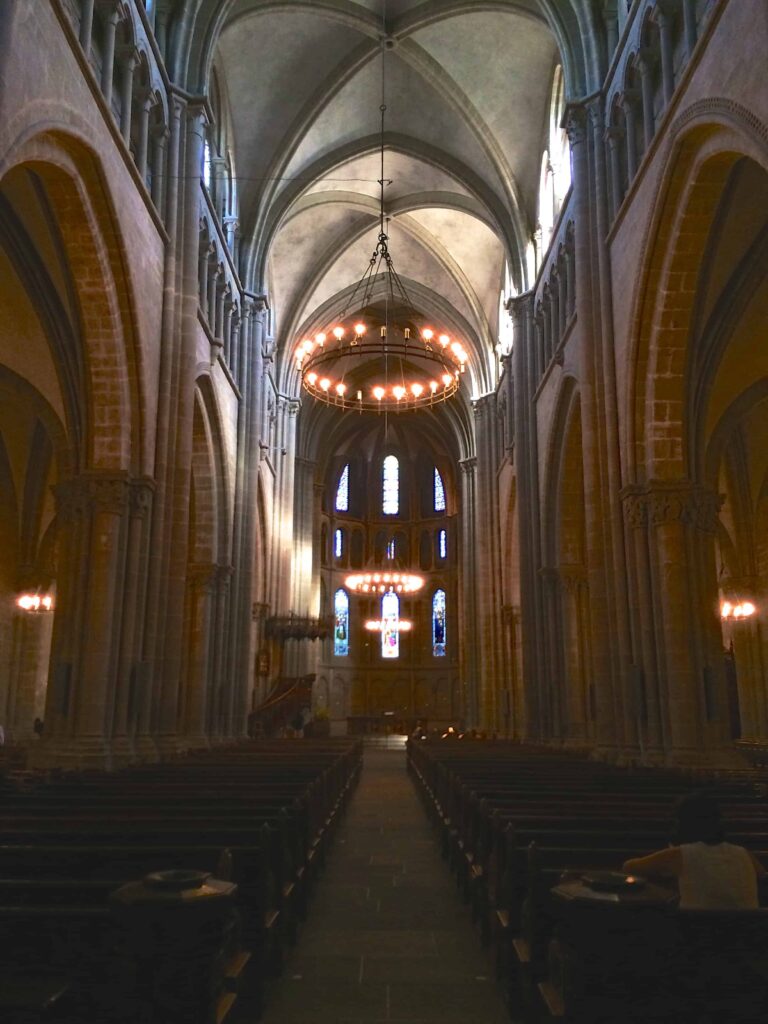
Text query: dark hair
672 792 725 845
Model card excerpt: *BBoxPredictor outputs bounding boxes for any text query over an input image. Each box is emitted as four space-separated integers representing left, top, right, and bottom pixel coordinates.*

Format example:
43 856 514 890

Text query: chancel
0 1 767 1022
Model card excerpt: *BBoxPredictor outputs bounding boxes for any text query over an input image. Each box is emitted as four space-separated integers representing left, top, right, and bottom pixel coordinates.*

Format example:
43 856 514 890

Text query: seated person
623 792 766 909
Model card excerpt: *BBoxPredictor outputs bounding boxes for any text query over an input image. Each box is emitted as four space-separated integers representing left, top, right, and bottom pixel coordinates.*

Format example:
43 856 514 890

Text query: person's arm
622 846 683 878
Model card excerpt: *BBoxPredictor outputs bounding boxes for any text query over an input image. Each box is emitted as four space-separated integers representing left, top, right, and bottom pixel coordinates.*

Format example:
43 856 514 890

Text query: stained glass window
383 455 399 515
434 468 446 512
386 538 395 560
438 529 447 560
432 589 446 656
334 529 343 558
334 589 349 656
335 464 349 511
381 591 400 659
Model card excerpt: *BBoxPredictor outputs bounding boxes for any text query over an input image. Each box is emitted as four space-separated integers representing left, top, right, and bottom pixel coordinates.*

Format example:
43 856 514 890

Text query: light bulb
429 381 438 393
354 322 366 335
422 328 433 340
315 332 326 345
411 383 423 397
721 602 732 618
333 326 344 339
373 386 385 401
42 595 53 611
439 334 450 347
335 383 346 396
302 339 314 352
393 385 406 400
307 372 318 385
450 341 462 355
743 602 756 616
319 377 331 391
442 374 452 387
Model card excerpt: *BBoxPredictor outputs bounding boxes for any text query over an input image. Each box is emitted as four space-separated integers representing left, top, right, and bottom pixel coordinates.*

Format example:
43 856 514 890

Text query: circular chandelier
294 35 469 414
345 572 424 595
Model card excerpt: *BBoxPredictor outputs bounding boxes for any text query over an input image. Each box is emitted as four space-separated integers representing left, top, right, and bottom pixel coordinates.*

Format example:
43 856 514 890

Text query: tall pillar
136 94 152 180
682 0 698 60
459 456 479 727
151 124 169 213
622 93 639 181
183 564 217 747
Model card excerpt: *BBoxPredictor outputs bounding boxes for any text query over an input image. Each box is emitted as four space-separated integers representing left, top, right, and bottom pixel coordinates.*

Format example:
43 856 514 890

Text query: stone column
473 394 504 731
605 126 624 219
112 478 155 764
622 92 639 181
99 4 120 107
638 53 656 152
656 6 676 107
151 124 169 213
643 481 732 763
38 473 135 766
119 48 137 144
136 93 152 180
183 563 217 747
682 0 698 60
79 0 96 55
559 565 590 744
459 456 479 727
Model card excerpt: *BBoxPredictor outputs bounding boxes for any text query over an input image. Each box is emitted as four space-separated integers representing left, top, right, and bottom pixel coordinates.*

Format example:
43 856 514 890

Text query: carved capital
54 472 133 519
564 103 588 146
623 481 723 533
129 477 155 519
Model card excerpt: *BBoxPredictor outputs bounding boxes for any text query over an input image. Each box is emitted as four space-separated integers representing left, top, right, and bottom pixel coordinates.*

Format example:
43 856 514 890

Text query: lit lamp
345 572 424 595
16 593 54 613
721 600 756 620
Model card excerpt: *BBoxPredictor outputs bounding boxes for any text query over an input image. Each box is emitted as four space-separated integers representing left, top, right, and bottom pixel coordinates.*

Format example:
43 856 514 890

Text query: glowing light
411 383 424 398
16 593 55 613
319 378 331 391
365 619 413 632
429 381 438 393
373 386 385 401
442 374 452 387
345 573 424 594
335 383 346 396
307 372 318 386
450 341 462 356
333 326 345 339
315 332 326 345
422 328 434 341
393 385 406 401
354 323 366 335
721 600 757 620
439 334 450 347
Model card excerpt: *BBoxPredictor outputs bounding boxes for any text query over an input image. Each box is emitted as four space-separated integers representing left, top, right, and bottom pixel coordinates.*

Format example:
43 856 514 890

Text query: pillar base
28 736 113 770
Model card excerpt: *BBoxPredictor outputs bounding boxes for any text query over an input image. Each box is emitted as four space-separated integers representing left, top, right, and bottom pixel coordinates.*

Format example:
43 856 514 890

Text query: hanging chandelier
345 572 424 595
294 34 468 413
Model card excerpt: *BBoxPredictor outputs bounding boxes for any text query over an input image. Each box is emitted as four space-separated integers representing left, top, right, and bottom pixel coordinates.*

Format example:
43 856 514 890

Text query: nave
259 746 508 1024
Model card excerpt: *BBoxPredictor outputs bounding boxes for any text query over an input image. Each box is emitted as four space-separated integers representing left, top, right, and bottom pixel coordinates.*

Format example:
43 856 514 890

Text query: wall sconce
721 600 756 621
16 593 54 613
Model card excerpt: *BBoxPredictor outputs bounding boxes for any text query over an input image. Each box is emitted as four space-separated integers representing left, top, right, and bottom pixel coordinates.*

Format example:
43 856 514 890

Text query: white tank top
678 842 758 910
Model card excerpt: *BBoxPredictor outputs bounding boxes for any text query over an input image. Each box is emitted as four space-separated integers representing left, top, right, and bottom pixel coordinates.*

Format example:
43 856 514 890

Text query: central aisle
258 746 509 1024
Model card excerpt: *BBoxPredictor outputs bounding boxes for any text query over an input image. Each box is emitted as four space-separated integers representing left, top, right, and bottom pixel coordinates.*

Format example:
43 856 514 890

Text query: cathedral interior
1 1 768 1021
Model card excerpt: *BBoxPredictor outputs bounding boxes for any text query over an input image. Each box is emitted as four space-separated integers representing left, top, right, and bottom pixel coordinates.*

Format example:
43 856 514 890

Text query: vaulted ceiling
187 0 572 403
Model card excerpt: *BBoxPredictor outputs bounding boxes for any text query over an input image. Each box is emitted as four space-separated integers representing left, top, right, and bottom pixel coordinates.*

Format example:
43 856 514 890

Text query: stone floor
255 746 510 1024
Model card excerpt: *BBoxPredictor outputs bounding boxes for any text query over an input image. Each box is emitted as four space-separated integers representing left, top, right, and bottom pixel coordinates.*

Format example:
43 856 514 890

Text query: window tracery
434 468 446 512
381 591 400 659
432 589 446 656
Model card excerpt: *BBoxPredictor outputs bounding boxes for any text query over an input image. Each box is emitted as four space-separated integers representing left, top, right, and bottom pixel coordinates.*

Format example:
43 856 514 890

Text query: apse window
334 529 343 559
203 140 212 189
386 538 395 560
438 529 447 560
383 455 399 515
381 591 400 659
334 589 349 657
434 468 446 512
335 464 349 512
432 589 446 657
